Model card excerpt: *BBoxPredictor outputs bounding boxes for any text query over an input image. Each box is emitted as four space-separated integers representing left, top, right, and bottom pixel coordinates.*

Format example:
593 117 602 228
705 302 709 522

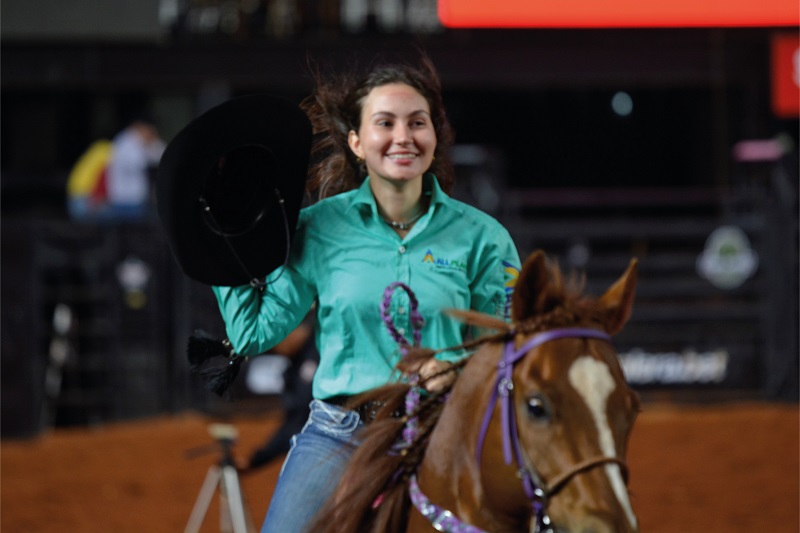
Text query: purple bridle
475 328 613 530
381 283 627 533
409 328 627 533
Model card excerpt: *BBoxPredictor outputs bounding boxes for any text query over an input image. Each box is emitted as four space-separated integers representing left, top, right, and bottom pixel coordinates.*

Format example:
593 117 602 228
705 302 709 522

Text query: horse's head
485 250 640 533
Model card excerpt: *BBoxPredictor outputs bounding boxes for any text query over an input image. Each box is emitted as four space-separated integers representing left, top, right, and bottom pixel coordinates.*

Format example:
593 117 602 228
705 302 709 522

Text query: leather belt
324 395 403 424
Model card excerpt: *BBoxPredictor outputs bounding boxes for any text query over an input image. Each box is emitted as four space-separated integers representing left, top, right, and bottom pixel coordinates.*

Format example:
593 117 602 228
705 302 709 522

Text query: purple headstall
475 328 613 531
381 281 616 533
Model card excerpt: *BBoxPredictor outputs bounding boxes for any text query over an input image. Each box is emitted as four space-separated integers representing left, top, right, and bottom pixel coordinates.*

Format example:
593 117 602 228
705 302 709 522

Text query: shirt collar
350 177 377 212
348 174 448 214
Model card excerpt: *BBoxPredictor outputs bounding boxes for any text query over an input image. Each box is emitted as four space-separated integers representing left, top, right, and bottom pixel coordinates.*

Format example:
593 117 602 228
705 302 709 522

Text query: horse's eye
526 395 550 420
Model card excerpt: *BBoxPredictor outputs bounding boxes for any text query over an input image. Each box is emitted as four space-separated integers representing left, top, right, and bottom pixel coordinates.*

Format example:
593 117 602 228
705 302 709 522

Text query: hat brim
156 94 311 286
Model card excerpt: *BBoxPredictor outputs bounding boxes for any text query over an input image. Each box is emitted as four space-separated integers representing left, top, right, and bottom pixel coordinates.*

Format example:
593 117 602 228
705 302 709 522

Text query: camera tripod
185 424 256 533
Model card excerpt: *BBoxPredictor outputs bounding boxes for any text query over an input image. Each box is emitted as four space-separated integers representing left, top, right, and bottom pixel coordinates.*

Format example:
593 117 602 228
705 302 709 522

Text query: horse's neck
423 344 496 465
416 343 523 530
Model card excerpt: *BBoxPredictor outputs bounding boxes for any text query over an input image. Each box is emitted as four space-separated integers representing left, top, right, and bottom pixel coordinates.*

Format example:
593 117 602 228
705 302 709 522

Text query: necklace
382 209 424 230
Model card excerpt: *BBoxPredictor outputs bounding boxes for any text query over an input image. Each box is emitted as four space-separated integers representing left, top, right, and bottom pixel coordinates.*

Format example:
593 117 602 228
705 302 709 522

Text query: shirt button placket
397 244 407 277
397 243 412 340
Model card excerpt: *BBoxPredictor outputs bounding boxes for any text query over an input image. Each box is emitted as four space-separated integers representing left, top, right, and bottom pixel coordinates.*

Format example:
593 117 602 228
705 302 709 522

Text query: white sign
696 225 759 289
619 348 729 385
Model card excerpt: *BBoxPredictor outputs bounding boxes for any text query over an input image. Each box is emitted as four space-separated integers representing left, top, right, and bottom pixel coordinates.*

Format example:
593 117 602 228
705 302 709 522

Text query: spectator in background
66 138 114 219
105 118 166 219
67 117 165 221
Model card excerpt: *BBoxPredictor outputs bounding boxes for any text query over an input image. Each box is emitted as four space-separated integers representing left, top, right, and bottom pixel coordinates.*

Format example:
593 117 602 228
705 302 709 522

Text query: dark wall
1 27 797 436
3 28 798 213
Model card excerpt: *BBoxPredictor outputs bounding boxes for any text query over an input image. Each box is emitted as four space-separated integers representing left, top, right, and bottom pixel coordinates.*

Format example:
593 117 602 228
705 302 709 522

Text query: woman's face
348 83 437 187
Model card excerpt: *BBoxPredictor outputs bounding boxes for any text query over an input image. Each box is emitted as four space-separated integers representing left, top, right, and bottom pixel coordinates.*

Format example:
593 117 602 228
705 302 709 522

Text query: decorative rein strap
408 475 484 533
381 281 484 532
381 282 426 451
381 281 425 356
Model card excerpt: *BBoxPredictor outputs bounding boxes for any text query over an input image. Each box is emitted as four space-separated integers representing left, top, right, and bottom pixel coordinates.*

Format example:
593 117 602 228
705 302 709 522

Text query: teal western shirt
213 175 520 400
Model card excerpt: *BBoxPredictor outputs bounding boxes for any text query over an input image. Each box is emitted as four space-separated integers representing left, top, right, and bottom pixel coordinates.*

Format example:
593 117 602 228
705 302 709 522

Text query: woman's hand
415 358 456 393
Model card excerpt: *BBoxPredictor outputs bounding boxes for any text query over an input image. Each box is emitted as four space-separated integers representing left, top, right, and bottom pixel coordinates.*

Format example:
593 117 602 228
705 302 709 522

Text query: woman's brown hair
301 53 455 199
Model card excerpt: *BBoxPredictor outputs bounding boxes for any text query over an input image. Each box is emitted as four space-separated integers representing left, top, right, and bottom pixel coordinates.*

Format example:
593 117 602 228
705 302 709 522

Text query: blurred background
1 0 798 440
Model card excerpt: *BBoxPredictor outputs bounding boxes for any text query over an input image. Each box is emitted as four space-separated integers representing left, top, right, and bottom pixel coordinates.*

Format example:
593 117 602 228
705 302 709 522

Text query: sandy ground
1 401 798 532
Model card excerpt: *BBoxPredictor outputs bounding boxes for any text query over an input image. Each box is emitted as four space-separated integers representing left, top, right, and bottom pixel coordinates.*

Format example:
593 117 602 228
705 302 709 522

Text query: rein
381 281 424 356
381 282 426 450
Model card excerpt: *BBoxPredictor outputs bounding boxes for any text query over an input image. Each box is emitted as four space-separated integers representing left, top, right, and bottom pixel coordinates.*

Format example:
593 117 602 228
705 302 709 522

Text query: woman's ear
347 130 362 160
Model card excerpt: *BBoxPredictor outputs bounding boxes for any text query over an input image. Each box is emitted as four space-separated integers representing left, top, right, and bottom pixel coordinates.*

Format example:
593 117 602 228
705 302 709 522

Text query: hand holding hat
157 94 311 287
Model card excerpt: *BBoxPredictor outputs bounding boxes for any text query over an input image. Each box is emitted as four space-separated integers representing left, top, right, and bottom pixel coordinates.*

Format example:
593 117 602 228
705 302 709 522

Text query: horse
309 250 640 533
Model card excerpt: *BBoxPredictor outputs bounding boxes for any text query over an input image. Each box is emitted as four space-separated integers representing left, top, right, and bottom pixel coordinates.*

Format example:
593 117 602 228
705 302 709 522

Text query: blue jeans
261 400 363 533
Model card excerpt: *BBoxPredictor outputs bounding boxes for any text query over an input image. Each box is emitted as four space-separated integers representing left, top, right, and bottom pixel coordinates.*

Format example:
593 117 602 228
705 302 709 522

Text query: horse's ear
597 258 638 335
512 250 551 322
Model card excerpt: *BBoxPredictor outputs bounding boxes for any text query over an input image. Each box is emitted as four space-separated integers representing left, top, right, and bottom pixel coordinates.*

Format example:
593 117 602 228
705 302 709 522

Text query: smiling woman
210 52 521 533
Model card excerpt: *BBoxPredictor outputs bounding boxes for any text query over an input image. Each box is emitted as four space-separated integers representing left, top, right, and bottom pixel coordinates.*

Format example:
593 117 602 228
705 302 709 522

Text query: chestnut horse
310 250 640 533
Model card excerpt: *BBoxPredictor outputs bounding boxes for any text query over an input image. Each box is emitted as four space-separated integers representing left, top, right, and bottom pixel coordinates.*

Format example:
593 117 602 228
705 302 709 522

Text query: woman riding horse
311 250 640 533
211 52 521 533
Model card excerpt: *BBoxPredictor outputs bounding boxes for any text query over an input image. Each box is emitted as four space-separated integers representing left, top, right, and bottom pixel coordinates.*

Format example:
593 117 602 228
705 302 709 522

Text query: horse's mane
307 260 601 533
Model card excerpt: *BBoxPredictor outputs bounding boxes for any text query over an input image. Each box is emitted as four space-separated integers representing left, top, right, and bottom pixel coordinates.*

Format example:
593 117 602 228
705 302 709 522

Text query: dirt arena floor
2 401 798 533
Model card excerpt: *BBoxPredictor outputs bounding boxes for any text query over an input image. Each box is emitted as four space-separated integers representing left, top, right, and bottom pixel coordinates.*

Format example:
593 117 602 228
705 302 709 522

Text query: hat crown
157 94 311 286
201 144 278 237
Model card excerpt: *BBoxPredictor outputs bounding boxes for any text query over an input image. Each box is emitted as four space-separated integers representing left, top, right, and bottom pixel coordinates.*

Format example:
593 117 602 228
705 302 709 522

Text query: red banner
772 33 800 118
438 0 800 28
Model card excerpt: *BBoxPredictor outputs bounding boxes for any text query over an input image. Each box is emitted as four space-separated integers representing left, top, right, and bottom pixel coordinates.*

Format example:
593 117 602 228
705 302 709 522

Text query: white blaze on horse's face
568 356 638 530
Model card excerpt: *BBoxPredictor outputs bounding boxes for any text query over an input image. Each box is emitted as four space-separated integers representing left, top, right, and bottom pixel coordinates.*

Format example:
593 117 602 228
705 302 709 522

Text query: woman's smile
387 151 419 162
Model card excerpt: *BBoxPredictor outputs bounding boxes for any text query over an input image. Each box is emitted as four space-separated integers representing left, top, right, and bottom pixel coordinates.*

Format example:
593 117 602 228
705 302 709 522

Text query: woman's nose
393 124 411 143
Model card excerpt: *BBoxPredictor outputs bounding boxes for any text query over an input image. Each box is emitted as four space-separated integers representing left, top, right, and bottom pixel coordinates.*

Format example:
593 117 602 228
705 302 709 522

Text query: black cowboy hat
156 94 311 287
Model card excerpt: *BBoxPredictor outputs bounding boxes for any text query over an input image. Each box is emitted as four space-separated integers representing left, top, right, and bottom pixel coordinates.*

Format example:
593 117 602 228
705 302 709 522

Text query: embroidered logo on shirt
503 260 520 319
422 249 467 272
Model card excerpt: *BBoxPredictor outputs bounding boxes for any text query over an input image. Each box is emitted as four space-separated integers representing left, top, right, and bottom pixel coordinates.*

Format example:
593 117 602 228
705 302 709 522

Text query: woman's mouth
387 153 418 161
